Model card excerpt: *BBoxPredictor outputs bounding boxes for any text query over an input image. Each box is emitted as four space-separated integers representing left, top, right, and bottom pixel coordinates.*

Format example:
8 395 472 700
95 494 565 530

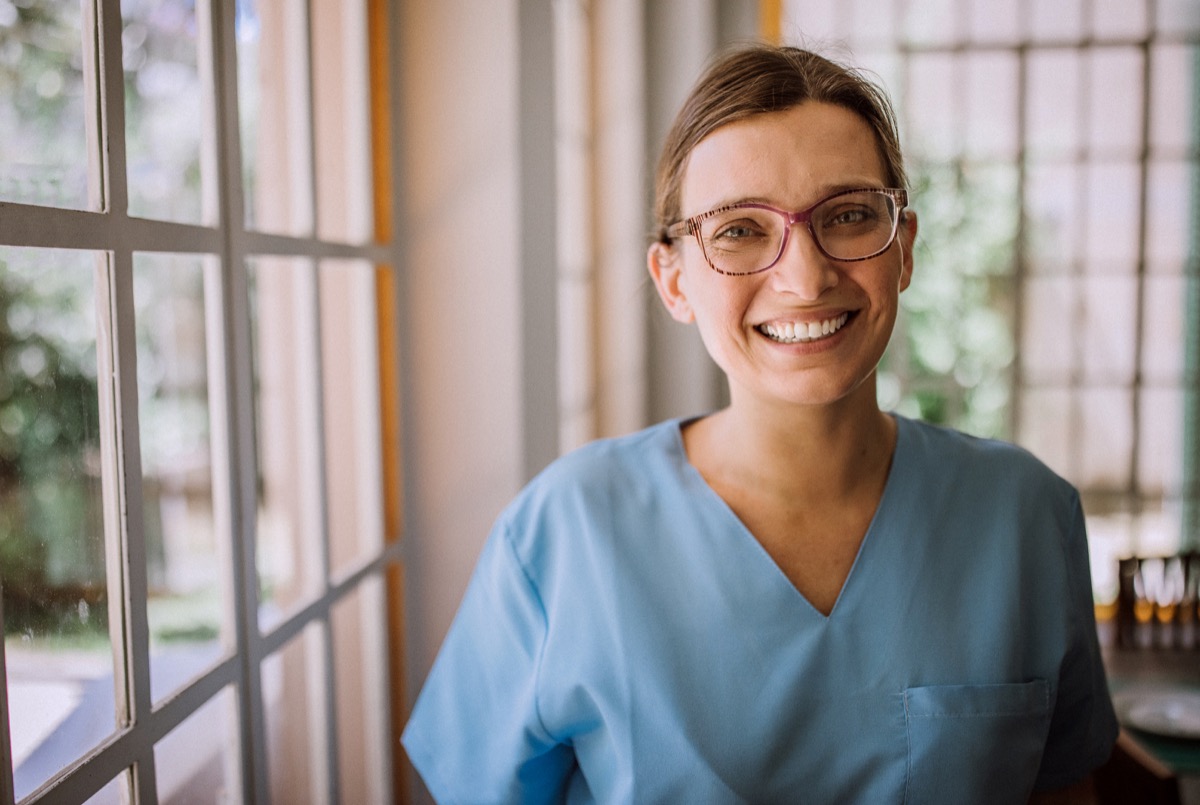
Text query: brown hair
653 44 907 243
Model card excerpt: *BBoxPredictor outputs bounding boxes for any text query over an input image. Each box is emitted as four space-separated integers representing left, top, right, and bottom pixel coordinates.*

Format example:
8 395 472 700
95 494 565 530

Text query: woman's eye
713 221 763 241
828 207 873 226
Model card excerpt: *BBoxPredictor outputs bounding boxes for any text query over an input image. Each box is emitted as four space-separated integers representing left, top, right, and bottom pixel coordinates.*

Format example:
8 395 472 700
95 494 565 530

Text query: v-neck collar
668 414 909 621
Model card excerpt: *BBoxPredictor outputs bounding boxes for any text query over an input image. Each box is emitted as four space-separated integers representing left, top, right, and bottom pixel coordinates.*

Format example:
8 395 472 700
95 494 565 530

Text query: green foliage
0 254 106 636
881 161 1019 438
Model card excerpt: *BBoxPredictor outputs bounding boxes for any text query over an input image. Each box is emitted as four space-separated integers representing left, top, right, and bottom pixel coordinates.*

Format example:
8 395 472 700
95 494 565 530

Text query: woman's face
648 101 917 412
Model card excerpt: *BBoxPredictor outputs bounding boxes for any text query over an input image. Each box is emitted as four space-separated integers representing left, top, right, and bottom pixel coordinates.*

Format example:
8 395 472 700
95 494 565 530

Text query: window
0 0 404 802
780 0 1200 601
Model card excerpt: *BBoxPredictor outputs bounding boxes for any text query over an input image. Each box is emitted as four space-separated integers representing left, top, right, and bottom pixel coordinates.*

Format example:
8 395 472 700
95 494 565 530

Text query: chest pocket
904 679 1051 805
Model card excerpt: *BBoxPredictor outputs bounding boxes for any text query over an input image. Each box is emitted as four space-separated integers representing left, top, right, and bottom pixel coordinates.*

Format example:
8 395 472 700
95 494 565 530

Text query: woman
402 44 1117 803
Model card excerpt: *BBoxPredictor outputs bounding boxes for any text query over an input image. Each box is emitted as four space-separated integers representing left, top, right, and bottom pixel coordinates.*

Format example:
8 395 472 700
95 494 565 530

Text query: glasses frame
664 187 909 276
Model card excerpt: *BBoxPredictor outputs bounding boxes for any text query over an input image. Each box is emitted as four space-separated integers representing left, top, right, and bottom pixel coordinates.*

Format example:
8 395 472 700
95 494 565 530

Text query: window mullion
94 0 160 798
201 0 273 801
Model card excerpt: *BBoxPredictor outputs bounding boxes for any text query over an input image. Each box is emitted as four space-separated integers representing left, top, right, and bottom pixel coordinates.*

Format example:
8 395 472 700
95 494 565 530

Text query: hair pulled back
653 45 907 243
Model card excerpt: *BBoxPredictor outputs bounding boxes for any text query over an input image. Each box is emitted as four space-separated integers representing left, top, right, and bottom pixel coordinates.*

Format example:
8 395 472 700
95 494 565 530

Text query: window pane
133 253 227 704
1145 159 1194 269
1024 163 1082 274
1079 387 1133 490
967 0 1021 45
906 53 959 160
83 769 131 804
1092 0 1149 40
1084 161 1142 274
312 0 372 243
1156 0 1200 36
1020 276 1075 383
902 0 959 46
249 257 323 630
1087 48 1143 158
1080 275 1138 385
1025 50 1082 159
1150 45 1198 156
320 260 383 579
264 622 328 805
1030 0 1084 41
1 247 114 802
121 0 208 223
237 0 314 236
332 577 390 805
964 52 1018 160
0 0 91 209
154 685 241 801
1017 387 1074 479
1139 387 1184 497
1142 274 1188 384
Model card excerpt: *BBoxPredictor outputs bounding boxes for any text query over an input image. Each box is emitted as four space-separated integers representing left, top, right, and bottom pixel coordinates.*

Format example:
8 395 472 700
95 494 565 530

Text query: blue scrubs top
403 416 1118 803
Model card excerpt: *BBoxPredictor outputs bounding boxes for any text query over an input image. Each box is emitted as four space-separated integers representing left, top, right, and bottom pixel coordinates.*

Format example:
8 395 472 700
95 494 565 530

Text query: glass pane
1019 276 1075 383
1088 48 1143 158
1025 50 1082 159
1150 45 1198 156
249 257 323 630
1078 387 1133 490
332 576 389 805
83 769 131 805
1092 0 1149 40
1024 163 1081 274
1156 0 1200 36
964 52 1018 160
1139 387 1183 497
848 0 899 47
264 622 328 805
1080 275 1138 385
781 0 838 43
1 247 114 802
312 0 372 243
906 52 959 160
237 0 314 236
121 0 208 223
320 260 383 579
133 253 226 703
154 685 240 801
1141 274 1187 384
1030 0 1084 41
967 0 1020 45
0 1 91 209
1145 159 1193 269
1084 161 1142 274
1017 388 1074 479
902 0 959 46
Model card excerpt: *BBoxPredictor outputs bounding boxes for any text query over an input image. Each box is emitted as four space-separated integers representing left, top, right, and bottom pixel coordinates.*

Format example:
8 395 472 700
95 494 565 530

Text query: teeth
759 313 849 344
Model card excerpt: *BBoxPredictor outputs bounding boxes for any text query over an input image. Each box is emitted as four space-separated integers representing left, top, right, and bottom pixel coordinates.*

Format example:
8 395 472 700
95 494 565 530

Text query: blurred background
0 0 1197 802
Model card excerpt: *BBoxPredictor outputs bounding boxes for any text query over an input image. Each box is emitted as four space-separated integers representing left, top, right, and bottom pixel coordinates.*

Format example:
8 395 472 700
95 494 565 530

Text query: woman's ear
648 241 695 323
898 210 918 292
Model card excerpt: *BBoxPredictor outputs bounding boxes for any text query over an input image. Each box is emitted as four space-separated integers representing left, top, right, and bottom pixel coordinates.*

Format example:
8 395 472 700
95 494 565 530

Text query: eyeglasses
665 187 908 276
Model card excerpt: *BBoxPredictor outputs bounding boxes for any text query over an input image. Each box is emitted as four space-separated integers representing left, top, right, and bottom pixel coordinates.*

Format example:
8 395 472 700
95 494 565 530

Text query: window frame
0 0 406 801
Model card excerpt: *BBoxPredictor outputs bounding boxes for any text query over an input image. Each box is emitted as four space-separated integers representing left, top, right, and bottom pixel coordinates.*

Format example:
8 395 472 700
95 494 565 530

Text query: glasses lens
697 207 786 275
812 191 899 261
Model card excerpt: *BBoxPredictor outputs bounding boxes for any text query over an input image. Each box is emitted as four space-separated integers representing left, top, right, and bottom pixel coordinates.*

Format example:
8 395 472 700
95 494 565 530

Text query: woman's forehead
680 102 887 212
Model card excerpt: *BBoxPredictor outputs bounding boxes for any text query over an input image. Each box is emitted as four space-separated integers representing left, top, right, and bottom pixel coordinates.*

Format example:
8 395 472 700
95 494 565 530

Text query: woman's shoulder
496 419 688 534
895 415 1077 502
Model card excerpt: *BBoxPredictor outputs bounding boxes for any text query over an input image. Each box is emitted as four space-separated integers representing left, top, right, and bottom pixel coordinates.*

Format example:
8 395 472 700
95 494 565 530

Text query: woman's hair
653 44 907 243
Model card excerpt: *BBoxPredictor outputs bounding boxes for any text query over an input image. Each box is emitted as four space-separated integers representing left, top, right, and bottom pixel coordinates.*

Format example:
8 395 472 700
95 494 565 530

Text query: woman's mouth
757 313 850 344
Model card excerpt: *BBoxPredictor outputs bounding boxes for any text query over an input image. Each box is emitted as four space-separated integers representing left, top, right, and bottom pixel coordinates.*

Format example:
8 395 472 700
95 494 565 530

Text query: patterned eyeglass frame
664 187 909 276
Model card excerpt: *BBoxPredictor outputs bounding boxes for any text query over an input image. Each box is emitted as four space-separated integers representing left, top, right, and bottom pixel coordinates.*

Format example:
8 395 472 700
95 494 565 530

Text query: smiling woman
402 44 1119 803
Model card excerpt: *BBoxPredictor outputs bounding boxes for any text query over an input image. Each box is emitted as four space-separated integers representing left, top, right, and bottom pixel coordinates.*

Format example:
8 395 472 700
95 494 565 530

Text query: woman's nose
769 226 839 299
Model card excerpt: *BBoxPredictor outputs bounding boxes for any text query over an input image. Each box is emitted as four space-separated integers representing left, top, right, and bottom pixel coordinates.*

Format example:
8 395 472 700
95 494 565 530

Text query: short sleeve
1033 494 1119 790
401 520 575 803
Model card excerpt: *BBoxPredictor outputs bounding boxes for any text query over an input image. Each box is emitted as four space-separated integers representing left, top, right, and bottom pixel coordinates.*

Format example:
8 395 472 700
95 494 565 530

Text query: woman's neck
682 381 897 506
